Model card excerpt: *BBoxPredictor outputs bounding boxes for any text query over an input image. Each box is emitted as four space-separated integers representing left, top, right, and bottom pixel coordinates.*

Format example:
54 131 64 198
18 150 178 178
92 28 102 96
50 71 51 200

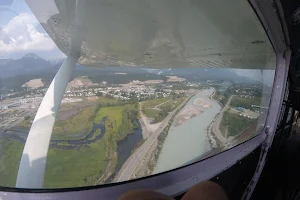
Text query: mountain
22 53 41 60
0 58 13 66
49 58 64 65
143 68 257 83
0 53 258 90
0 53 59 78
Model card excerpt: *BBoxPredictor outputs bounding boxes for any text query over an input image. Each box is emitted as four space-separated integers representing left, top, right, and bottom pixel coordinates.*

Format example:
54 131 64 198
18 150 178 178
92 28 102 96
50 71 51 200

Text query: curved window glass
0 0 275 188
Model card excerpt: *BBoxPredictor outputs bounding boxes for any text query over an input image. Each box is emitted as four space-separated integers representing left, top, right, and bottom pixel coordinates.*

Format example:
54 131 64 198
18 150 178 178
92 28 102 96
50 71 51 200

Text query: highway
114 94 195 182
212 95 234 143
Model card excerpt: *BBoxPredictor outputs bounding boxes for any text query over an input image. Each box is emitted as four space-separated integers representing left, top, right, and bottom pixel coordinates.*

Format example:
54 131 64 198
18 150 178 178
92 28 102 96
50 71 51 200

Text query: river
115 120 143 174
155 88 222 173
2 116 143 179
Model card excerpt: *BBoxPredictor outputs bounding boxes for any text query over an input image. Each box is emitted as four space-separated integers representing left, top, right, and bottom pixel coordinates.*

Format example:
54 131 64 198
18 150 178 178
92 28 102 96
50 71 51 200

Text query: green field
142 97 185 123
0 102 139 188
44 104 138 187
142 97 171 109
142 109 160 120
230 96 262 111
18 96 125 133
44 139 108 188
53 106 96 140
94 106 123 125
220 111 257 137
0 138 24 187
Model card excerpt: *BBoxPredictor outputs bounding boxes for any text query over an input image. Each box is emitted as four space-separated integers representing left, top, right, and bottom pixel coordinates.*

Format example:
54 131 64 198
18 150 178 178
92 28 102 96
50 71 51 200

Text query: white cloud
0 13 62 59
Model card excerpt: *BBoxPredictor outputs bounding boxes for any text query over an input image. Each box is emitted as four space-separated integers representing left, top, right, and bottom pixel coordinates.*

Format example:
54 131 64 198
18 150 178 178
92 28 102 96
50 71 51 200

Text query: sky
0 0 64 60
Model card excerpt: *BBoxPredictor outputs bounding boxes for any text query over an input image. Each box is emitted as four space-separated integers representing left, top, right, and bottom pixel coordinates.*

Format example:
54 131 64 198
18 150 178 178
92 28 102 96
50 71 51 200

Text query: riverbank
154 88 222 174
114 93 195 182
133 105 182 179
130 93 197 179
0 103 142 188
1 117 107 150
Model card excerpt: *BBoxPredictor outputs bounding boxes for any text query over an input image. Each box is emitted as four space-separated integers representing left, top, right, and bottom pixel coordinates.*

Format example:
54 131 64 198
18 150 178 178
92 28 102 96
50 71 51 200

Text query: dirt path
139 102 162 139
153 99 172 110
96 160 111 184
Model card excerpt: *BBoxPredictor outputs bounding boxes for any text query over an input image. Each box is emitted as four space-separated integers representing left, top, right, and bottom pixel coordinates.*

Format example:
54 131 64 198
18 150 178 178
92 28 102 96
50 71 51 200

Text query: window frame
0 0 289 199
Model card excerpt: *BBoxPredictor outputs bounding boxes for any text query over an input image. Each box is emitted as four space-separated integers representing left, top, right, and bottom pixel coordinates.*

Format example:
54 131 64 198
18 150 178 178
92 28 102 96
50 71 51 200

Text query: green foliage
94 106 123 125
24 115 30 120
44 139 108 188
142 109 160 119
0 102 139 188
96 96 125 107
131 139 146 154
220 111 257 137
53 106 96 139
87 129 101 141
230 96 261 111
0 138 24 187
143 97 171 109
45 104 137 188
142 97 185 123
118 104 138 140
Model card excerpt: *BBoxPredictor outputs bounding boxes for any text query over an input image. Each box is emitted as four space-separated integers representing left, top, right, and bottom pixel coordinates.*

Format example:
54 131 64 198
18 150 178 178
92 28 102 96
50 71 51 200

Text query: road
206 95 261 158
212 95 234 143
206 117 259 159
138 102 161 139
114 94 195 182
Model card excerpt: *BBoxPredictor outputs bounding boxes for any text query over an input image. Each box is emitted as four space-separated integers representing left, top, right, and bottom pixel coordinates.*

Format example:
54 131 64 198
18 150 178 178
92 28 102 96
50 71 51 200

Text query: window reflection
0 0 276 188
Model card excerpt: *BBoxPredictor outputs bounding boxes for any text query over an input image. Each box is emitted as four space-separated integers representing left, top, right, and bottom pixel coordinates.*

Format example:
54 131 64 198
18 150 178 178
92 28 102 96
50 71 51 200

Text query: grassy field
94 106 123 126
18 96 124 130
0 137 24 187
0 96 139 188
230 96 262 111
142 97 185 123
44 139 109 188
44 104 138 187
142 109 160 119
53 106 96 140
44 105 126 187
161 97 185 110
17 106 96 141
142 97 171 109
220 111 257 137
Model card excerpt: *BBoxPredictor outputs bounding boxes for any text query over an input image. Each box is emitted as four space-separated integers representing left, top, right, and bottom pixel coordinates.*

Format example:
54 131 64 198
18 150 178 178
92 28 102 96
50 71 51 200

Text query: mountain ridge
0 53 258 85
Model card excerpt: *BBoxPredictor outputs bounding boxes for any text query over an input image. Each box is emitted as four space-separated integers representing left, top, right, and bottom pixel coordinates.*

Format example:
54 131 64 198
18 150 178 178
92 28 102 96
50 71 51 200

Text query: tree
24 116 30 120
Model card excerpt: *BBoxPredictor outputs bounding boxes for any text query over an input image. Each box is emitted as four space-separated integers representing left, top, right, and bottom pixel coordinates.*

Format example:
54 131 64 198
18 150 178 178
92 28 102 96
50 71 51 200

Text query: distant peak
23 53 41 60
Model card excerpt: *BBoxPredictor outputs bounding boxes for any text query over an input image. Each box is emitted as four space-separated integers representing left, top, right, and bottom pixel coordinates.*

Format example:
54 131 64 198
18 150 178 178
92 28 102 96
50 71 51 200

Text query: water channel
155 88 222 173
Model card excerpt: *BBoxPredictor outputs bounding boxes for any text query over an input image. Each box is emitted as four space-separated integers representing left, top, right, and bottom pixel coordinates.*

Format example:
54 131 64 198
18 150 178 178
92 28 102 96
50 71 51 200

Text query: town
0 76 266 133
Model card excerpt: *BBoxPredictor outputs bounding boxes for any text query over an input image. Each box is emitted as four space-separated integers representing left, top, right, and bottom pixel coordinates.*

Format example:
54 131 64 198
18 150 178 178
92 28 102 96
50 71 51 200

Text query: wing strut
16 55 77 188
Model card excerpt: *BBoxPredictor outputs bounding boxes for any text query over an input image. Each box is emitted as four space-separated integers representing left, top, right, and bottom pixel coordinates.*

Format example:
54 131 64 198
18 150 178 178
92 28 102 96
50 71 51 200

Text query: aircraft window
0 0 275 188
